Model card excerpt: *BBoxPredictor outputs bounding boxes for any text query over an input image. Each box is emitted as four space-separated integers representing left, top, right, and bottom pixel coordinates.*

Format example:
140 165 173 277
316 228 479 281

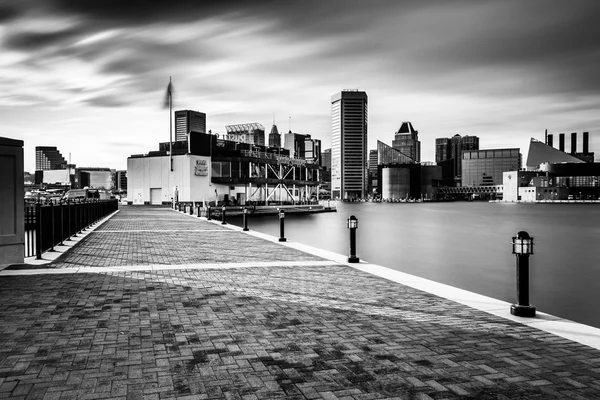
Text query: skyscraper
435 134 479 185
174 110 206 141
392 122 420 162
331 90 368 199
268 125 281 148
35 146 68 170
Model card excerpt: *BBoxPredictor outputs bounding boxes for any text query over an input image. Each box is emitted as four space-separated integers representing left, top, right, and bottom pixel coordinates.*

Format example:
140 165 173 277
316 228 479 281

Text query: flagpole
169 77 173 172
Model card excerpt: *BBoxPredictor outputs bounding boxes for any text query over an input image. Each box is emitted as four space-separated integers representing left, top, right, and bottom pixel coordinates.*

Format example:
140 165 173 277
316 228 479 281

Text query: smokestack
571 132 577 154
559 133 565 152
544 129 547 145
547 133 553 147
583 132 589 154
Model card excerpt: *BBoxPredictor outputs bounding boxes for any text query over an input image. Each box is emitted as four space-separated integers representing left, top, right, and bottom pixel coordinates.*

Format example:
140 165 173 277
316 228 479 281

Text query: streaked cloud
1 0 599 172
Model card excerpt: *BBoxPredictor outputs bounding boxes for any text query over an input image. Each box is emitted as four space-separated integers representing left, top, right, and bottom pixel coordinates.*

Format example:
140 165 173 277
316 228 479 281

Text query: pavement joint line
0 260 339 276
91 229 239 232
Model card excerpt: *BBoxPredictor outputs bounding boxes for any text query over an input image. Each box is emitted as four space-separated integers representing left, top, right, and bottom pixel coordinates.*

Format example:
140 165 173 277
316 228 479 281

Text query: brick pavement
1 206 600 399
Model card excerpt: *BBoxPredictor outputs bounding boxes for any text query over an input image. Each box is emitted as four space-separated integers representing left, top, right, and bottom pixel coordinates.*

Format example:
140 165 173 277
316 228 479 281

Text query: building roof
270 125 279 135
398 122 416 134
225 123 265 133
526 138 584 169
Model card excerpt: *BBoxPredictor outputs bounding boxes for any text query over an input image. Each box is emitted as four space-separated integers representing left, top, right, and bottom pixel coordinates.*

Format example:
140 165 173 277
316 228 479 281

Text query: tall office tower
392 122 420 162
35 146 68 170
174 110 206 141
269 125 281 148
331 90 368 199
435 138 451 163
451 134 479 178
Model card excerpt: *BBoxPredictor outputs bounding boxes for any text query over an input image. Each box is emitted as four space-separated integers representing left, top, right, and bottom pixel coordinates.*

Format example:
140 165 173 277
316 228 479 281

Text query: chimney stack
571 132 577 154
547 133 553 147
583 132 589 154
559 133 565 152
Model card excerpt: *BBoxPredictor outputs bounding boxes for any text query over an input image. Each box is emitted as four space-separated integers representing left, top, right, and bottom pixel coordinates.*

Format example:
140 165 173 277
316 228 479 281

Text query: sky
2 0 600 173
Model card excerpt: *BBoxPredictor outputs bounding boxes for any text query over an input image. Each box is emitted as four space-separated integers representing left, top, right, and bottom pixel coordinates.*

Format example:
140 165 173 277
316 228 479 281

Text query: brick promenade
1 206 600 399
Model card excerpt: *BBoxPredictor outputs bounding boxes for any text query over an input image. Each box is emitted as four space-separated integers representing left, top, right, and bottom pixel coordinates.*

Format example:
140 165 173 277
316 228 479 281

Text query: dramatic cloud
1 0 599 172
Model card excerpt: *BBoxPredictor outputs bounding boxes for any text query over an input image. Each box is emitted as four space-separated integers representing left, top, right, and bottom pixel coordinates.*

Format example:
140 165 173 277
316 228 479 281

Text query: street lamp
510 231 536 317
278 209 286 242
347 215 359 263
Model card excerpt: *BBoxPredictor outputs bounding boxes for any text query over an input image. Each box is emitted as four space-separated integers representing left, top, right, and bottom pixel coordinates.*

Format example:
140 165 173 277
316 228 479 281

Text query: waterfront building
127 131 320 205
175 110 206 142
35 146 68 170
268 125 281 148
503 138 600 201
331 90 368 199
377 140 416 165
461 148 521 187
392 122 420 163
224 123 265 146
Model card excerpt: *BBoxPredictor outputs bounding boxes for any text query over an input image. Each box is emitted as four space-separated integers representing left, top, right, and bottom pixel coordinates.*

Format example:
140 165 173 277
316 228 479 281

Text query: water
229 202 600 329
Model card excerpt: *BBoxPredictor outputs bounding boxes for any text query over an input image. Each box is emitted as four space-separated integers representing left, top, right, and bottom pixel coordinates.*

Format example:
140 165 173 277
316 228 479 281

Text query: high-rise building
175 110 206 141
321 148 332 191
116 170 128 191
392 122 420 162
35 146 68 170
435 134 479 185
331 90 368 199
269 125 281 148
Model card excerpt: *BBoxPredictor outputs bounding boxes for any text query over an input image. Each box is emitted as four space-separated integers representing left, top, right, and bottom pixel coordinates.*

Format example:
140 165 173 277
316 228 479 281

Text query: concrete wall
0 137 24 266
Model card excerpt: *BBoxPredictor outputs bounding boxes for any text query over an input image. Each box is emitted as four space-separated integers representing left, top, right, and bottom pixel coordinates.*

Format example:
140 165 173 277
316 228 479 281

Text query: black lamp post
278 209 286 242
221 205 227 225
243 207 249 231
347 215 359 263
510 231 536 317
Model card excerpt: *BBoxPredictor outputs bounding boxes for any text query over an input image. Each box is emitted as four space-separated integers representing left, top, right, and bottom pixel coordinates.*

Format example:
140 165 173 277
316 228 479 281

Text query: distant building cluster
30 90 599 203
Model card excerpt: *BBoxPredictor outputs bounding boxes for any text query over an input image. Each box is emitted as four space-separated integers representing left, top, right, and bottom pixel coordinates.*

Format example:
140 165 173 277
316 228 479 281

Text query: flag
164 78 173 108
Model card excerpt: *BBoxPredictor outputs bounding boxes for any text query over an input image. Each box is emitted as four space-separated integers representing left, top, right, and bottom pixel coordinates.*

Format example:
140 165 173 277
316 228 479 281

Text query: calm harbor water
230 202 600 329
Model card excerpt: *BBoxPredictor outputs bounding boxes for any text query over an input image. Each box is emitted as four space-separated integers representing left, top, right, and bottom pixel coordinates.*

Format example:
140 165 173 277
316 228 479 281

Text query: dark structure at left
0 137 24 266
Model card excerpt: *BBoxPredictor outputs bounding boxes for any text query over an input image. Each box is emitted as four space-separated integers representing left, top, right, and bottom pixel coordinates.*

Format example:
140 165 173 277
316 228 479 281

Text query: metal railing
24 199 118 259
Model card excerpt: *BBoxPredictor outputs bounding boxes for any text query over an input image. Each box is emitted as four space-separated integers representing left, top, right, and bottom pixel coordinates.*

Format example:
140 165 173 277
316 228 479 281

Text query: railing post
49 201 55 252
58 201 64 246
35 201 42 259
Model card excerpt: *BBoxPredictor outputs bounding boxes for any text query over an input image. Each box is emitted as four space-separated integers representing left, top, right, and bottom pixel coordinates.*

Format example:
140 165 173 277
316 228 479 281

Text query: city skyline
2 1 600 173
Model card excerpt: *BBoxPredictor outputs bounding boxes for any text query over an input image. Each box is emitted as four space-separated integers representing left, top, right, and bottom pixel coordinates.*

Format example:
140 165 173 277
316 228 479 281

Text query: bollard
347 215 359 263
197 204 202 218
190 203 194 215
207 206 211 220
510 231 536 317
243 207 249 231
278 209 286 242
221 206 227 225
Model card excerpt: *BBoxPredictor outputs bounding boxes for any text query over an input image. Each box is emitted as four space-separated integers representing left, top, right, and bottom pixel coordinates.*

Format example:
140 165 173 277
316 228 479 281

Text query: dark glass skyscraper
331 90 368 199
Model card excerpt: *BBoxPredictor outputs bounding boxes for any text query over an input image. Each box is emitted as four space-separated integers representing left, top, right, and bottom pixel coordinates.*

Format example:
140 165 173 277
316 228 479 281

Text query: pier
1 206 600 399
